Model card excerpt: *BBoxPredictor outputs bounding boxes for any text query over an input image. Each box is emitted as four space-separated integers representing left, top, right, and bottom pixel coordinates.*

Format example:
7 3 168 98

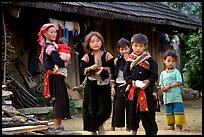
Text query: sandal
165 126 175 130
47 125 64 131
111 127 115 131
126 128 131 131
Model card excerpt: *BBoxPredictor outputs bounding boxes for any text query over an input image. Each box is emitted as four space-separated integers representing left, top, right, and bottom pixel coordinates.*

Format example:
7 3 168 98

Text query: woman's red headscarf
37 23 56 63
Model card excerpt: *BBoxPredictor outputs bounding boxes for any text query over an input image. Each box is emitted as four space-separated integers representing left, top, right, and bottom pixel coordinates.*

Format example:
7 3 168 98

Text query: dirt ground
61 97 202 135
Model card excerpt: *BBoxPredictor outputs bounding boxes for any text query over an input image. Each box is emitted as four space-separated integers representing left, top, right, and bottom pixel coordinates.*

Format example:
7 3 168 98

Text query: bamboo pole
2 8 7 85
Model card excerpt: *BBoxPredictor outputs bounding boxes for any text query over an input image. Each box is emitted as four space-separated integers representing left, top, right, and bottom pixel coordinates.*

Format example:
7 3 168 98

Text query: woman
37 23 71 131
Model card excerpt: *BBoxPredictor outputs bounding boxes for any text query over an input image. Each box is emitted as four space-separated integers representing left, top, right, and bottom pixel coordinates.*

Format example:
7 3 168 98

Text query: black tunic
111 56 129 128
123 57 158 135
43 43 71 119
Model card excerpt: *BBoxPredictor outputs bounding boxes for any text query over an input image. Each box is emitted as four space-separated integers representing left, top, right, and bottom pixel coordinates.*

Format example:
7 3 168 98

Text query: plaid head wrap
37 23 56 63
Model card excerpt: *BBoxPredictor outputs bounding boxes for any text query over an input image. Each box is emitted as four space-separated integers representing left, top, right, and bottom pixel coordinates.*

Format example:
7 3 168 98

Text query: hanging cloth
128 87 148 112
49 18 59 30
57 23 63 40
171 35 180 55
160 33 170 52
63 28 69 43
137 89 148 112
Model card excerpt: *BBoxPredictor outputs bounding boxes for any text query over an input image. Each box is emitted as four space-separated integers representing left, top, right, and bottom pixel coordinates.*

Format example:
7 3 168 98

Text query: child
110 38 131 131
80 31 115 135
159 49 187 131
37 23 71 131
123 33 158 135
53 37 71 75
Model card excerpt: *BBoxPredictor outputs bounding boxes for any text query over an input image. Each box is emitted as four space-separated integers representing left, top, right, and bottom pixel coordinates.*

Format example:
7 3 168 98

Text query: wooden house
2 2 201 99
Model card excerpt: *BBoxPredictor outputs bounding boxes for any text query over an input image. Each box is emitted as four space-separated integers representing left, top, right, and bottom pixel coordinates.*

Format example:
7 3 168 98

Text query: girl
123 33 158 135
111 38 131 131
159 49 187 131
37 23 71 131
80 31 115 135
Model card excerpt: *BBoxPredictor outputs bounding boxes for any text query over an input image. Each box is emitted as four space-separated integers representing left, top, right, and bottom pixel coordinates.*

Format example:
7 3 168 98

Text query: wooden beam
2 124 49 134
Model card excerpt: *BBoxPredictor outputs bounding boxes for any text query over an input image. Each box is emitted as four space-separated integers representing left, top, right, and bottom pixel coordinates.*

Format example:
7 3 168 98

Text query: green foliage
30 82 53 106
167 2 202 92
167 2 202 19
183 29 202 92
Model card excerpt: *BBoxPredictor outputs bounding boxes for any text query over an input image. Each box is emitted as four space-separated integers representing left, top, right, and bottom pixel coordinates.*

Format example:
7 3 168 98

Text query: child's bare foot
175 125 183 131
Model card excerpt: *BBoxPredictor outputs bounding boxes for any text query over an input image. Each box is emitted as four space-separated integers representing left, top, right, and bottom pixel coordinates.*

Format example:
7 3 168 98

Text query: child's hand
95 67 103 76
91 64 99 70
96 67 109 76
161 86 165 92
111 87 116 97
142 80 150 89
132 80 136 87
161 85 171 92
123 54 129 61
71 86 78 91
132 80 141 88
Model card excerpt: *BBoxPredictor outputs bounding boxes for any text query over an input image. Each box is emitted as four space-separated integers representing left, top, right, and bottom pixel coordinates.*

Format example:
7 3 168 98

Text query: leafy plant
183 29 202 92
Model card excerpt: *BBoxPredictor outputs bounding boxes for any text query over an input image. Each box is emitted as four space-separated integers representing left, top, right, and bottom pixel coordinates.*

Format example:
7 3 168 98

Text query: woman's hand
52 42 58 48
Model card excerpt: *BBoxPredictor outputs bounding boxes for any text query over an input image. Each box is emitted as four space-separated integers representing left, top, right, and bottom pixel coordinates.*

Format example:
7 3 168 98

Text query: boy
159 49 187 131
123 33 158 135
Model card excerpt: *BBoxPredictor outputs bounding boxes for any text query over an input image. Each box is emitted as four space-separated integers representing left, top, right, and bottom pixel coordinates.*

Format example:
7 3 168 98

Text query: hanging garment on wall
49 18 59 30
63 28 69 42
28 45 40 76
170 35 180 55
160 33 170 52
65 21 74 32
73 22 80 35
57 23 63 40
58 20 65 40
59 20 65 29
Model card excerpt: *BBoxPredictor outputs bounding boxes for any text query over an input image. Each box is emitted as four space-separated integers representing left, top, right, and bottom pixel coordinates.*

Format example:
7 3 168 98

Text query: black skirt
83 79 112 132
49 75 71 119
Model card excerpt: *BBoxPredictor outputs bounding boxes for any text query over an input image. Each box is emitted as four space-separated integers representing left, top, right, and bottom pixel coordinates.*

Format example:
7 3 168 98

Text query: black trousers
128 90 158 135
111 83 129 128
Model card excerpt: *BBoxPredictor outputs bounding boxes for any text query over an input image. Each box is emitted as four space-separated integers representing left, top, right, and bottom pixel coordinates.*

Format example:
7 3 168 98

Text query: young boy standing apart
123 33 158 135
159 49 187 131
